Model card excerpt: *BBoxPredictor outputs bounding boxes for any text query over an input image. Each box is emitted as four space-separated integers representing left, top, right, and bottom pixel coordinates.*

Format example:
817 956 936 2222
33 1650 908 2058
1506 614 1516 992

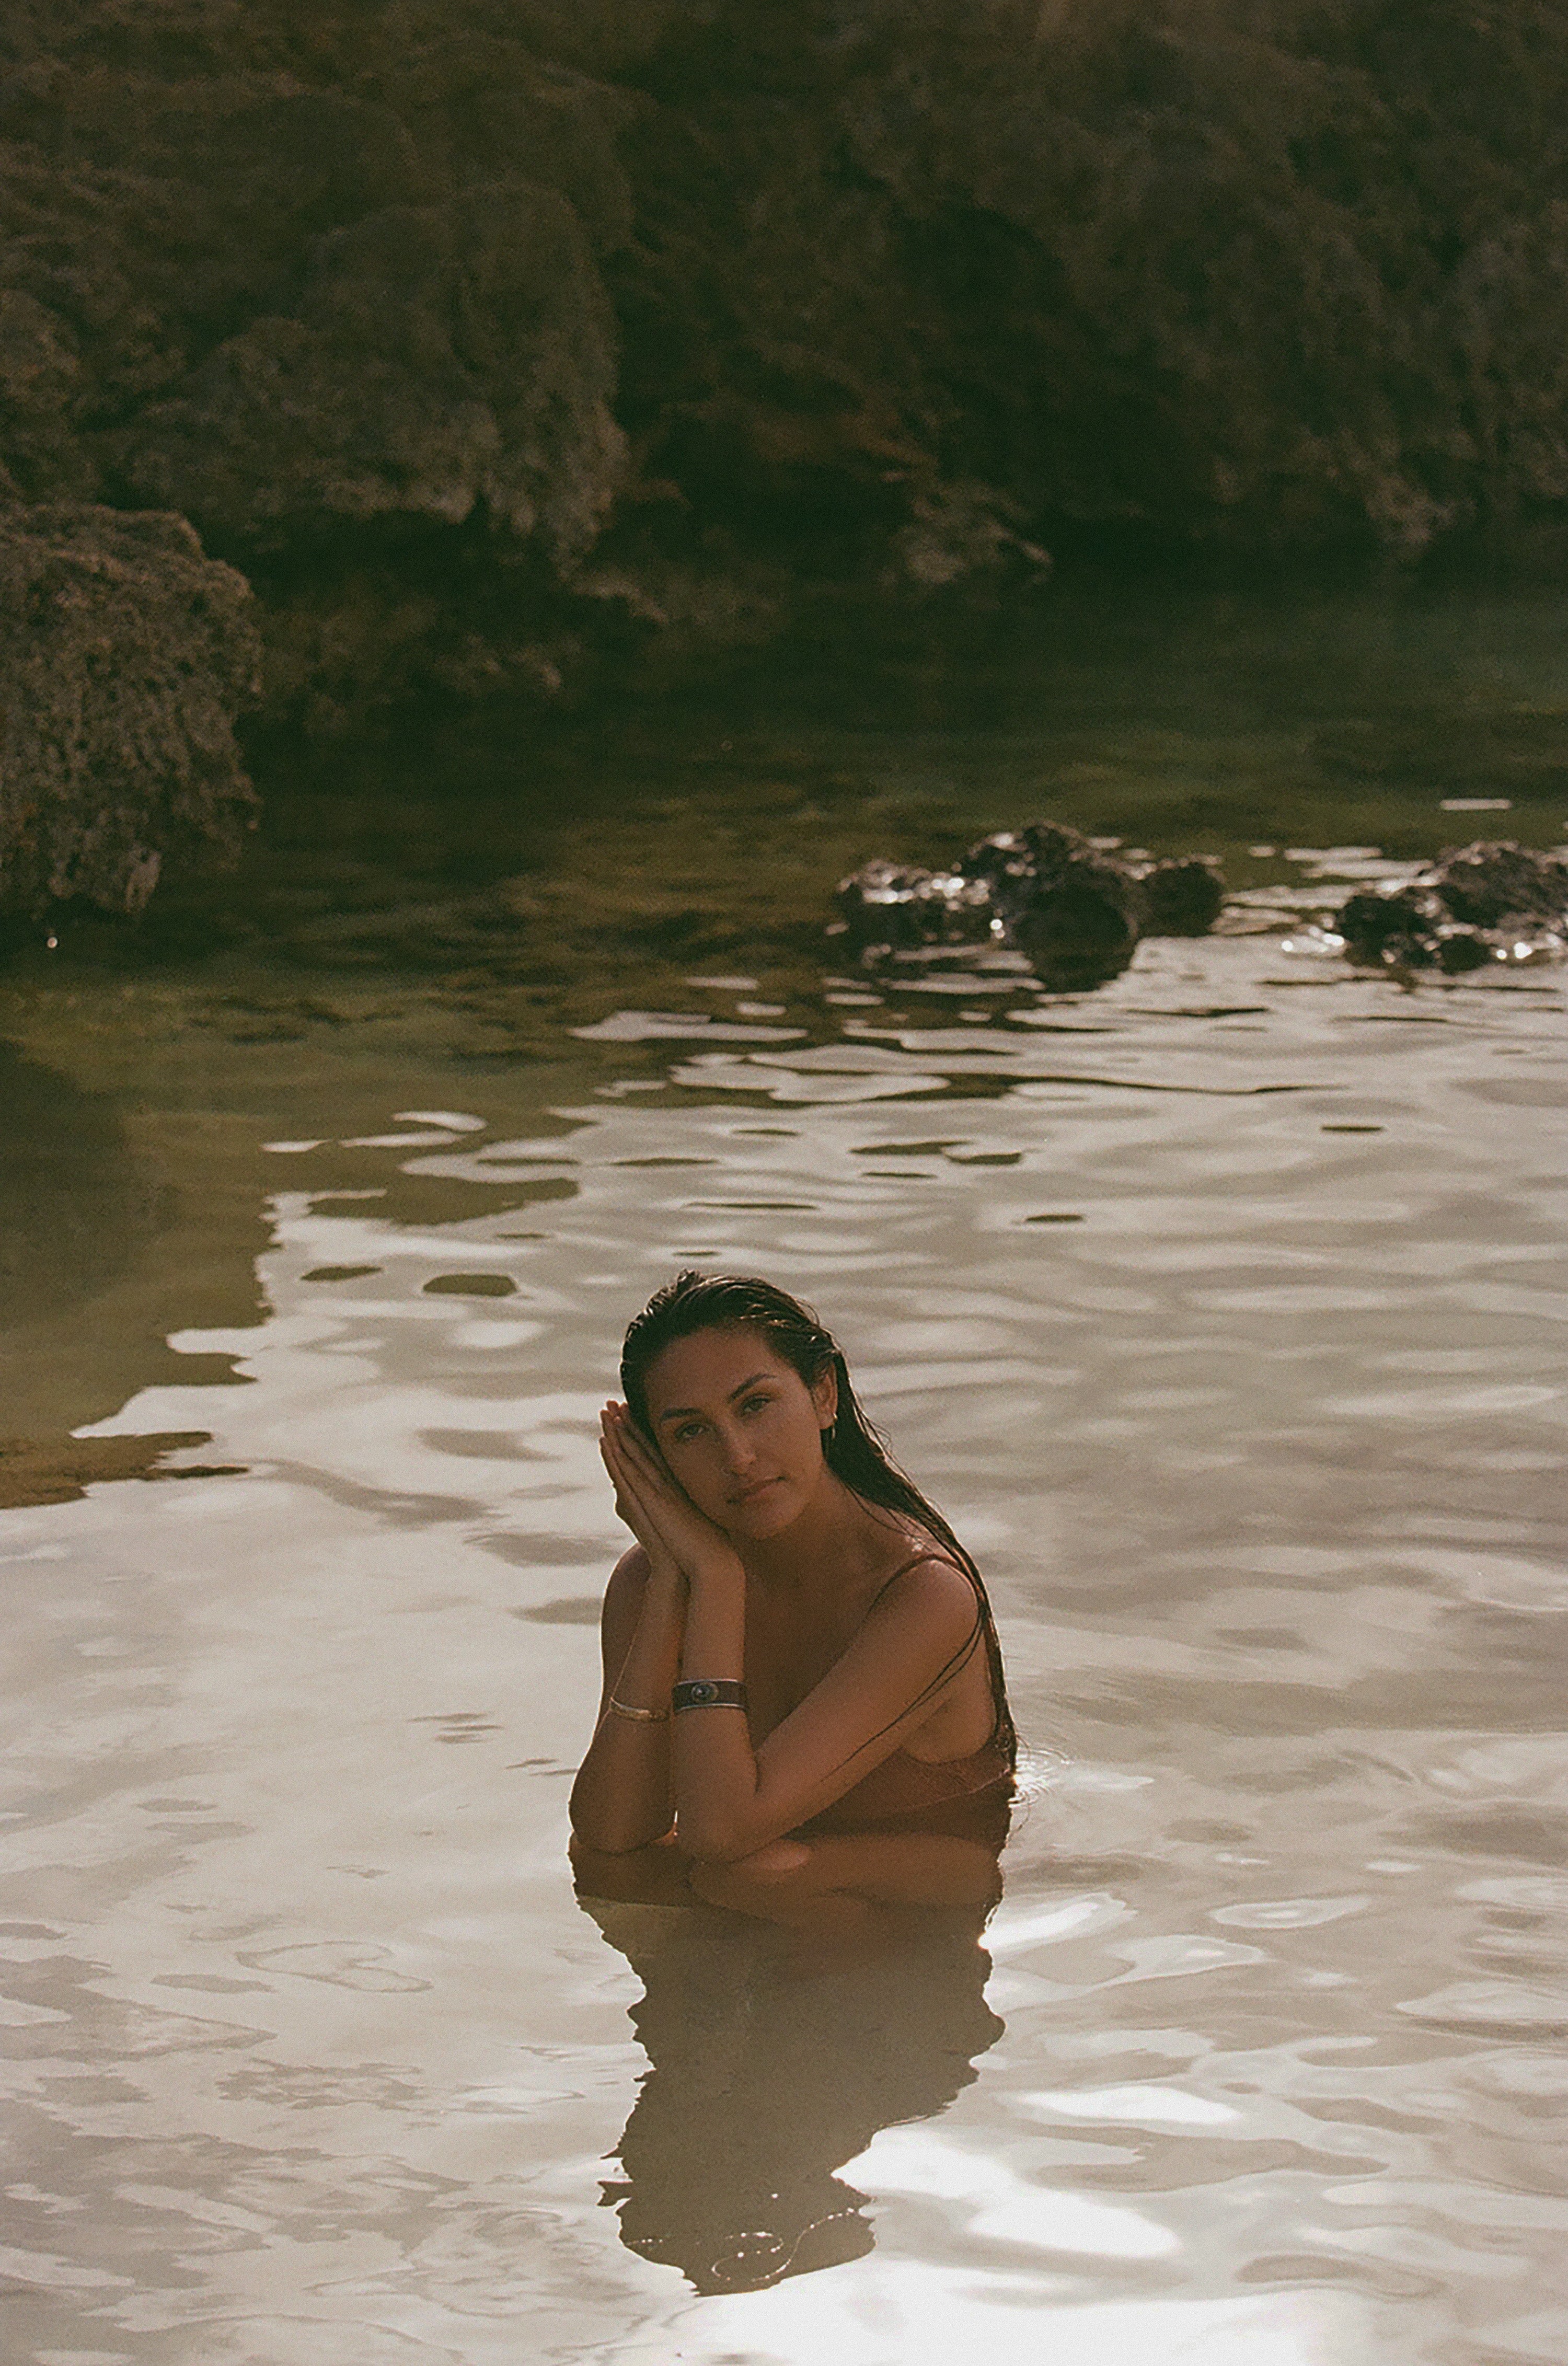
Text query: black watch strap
672 1679 749 1714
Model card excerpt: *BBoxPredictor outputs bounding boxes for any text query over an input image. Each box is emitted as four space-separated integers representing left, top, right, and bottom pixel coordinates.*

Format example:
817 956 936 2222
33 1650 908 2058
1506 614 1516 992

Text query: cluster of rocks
1333 841 1568 973
836 823 1225 988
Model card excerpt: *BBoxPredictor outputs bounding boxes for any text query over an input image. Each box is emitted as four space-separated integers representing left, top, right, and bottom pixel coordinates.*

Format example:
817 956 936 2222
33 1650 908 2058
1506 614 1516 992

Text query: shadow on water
0 1044 263 1503
582 1894 1004 2293
0 1044 162 1326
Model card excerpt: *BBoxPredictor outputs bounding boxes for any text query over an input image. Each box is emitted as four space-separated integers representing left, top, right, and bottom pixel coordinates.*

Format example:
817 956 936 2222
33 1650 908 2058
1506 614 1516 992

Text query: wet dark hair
619 1271 1016 1768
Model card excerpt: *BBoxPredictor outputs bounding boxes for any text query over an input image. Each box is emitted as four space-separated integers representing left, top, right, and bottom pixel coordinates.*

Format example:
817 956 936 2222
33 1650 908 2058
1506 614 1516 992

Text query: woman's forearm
677 1551 746 1682
568 1568 686 1851
616 1561 687 1709
672 1551 765 1861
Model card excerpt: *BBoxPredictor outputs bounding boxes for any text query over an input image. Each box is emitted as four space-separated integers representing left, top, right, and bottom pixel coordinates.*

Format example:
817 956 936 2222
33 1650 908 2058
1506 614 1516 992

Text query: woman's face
639 1325 837 1539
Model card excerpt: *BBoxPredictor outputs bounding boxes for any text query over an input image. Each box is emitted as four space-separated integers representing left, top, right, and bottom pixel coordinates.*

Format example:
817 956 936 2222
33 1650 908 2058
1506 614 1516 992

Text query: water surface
3 582 1566 2364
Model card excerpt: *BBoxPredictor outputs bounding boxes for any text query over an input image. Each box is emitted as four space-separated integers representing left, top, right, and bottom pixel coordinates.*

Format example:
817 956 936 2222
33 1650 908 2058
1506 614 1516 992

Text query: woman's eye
742 1394 771 1416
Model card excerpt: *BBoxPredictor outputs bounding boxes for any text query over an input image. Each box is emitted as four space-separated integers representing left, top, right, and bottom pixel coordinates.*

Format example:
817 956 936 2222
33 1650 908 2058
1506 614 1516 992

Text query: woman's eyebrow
654 1372 774 1425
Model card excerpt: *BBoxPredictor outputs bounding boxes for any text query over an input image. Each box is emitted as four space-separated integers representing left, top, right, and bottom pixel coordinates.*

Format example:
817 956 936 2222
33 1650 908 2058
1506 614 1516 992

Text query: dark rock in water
1335 841 1568 973
1433 840 1568 928
837 821 1224 988
1429 928 1493 974
1334 887 1491 973
962 824 1143 987
1143 856 1226 937
834 860 996 951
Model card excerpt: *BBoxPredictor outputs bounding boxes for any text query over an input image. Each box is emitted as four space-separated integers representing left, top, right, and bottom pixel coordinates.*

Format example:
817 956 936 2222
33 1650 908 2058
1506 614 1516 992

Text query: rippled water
3 586 1566 2364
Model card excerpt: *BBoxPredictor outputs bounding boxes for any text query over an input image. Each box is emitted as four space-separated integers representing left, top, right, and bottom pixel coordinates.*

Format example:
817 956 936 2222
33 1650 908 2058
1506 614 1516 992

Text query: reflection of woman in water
585 1894 1004 2290
570 1270 1016 1937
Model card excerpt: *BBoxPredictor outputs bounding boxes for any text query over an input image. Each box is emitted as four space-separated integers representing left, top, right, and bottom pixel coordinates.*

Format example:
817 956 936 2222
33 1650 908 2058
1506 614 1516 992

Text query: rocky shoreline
7 4 1568 919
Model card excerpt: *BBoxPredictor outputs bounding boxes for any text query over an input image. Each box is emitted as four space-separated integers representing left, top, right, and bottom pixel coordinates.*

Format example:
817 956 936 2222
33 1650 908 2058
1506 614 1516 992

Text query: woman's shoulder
864 1534 979 1628
599 1545 652 1642
871 1519 974 1582
607 1542 651 1588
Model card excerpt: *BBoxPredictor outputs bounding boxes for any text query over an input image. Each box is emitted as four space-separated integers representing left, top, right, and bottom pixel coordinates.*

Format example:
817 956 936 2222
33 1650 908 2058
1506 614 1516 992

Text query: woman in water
569 1272 1015 1932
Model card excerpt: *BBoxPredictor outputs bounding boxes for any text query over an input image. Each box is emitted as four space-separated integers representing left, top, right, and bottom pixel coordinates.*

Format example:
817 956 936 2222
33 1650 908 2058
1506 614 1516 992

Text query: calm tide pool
2 585 1566 2364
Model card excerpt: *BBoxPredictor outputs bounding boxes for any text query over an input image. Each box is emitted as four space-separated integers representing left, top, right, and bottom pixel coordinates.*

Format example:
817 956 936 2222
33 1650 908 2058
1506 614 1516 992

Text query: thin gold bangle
608 1696 668 1723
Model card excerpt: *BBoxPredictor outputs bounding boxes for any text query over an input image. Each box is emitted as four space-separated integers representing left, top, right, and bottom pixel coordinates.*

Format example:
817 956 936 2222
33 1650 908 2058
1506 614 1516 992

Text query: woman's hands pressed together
567 1404 733 1856
598 1401 742 1590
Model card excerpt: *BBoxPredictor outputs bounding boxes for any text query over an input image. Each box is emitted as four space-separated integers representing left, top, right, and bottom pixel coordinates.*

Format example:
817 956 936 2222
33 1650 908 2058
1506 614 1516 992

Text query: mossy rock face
10 7 1568 590
0 502 260 917
119 184 626 565
11 2 1568 794
0 291 97 503
0 7 641 742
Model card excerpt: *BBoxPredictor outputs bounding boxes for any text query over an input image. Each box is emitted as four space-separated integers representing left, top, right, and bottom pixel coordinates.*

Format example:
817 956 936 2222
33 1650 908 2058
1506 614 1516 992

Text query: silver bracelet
608 1695 668 1723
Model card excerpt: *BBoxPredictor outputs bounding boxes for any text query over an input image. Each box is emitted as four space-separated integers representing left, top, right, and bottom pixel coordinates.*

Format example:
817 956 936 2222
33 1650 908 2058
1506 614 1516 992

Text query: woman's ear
812 1363 839 1432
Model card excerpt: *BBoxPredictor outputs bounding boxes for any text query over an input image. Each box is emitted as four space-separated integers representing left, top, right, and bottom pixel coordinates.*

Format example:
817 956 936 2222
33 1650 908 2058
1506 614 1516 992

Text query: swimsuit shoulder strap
868 1543 1016 1773
866 1546 976 1616
862 1544 996 1753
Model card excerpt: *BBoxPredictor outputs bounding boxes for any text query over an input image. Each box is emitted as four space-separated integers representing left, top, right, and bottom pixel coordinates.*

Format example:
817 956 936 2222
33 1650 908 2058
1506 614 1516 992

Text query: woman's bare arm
674 1552 983 1861
567 1548 686 1853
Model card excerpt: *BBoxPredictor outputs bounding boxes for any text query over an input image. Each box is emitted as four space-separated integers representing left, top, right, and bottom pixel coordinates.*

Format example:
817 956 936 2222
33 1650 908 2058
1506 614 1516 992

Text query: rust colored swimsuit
794 1551 1015 1839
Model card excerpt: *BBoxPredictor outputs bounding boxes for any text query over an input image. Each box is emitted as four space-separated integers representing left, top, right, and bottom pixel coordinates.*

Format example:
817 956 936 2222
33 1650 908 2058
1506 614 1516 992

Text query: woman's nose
719 1423 756 1472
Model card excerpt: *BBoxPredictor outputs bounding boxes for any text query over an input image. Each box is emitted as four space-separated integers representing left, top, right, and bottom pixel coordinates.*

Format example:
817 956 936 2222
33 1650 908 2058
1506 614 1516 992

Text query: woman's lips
731 1475 782 1504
